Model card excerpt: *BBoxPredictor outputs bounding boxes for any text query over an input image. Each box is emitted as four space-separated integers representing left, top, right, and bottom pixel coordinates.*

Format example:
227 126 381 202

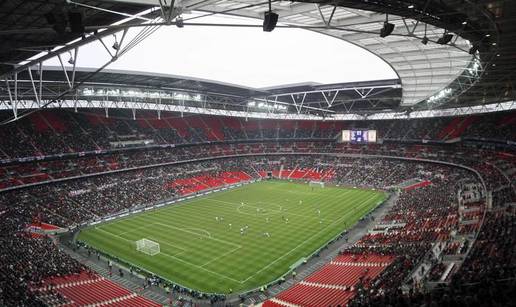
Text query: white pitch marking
200 245 242 268
239 193 379 283
153 222 242 248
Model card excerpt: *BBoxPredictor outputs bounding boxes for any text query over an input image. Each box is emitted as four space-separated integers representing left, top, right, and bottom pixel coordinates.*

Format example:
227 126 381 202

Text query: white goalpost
135 238 160 256
309 181 325 188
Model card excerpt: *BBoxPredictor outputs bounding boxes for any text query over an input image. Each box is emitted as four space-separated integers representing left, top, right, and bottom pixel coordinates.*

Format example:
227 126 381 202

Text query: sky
43 12 397 89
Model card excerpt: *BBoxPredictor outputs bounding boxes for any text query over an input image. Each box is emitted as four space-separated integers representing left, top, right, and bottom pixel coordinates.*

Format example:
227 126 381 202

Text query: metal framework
0 0 504 122
0 66 404 119
261 81 402 114
176 0 474 106
0 6 170 123
0 96 513 121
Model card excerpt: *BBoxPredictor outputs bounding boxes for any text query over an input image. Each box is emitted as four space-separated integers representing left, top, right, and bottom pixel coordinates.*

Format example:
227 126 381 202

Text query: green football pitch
77 180 386 294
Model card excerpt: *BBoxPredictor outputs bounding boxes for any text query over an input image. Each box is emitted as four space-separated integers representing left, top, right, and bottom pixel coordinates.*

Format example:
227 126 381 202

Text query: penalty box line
94 225 242 283
200 245 242 268
115 221 245 265
157 249 243 284
152 222 242 249
95 225 187 255
102 220 244 261
140 224 245 283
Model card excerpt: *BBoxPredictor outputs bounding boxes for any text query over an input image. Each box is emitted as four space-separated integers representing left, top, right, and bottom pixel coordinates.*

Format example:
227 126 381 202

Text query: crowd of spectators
254 148 513 307
0 196 85 306
2 141 514 202
5 155 465 228
0 109 514 160
339 170 473 306
350 208 515 306
346 176 515 306
0 152 489 305
0 108 513 306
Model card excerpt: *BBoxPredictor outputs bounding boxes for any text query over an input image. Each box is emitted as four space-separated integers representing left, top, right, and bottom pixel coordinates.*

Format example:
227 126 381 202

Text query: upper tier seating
1 109 514 160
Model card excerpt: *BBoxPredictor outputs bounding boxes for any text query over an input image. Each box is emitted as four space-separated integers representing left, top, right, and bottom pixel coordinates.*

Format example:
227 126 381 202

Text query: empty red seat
277 284 355 307
41 271 161 306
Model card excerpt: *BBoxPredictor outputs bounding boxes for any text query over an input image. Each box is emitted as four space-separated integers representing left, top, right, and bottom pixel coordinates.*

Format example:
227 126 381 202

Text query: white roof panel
183 0 472 106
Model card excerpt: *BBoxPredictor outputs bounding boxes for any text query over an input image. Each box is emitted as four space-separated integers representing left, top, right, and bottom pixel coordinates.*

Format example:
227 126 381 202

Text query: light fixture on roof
176 16 184 28
421 23 428 45
112 35 119 50
380 14 395 38
437 32 453 45
408 4 414 9
263 0 278 32
67 51 75 65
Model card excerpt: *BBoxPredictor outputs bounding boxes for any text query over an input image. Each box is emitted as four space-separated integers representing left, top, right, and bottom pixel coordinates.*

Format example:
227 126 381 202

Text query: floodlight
112 35 119 50
421 23 428 45
176 16 184 28
68 53 75 65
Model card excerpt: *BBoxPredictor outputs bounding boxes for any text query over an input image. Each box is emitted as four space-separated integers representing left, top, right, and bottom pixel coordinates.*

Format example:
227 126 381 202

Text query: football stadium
0 1 514 307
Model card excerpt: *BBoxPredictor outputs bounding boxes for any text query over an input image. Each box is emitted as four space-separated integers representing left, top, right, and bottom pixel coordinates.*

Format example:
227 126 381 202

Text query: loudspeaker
263 11 278 32
380 22 394 38
68 11 85 34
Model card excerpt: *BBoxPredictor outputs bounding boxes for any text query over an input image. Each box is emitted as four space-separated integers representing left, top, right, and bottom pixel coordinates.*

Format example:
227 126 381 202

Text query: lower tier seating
39 271 160 307
264 254 393 306
276 284 356 307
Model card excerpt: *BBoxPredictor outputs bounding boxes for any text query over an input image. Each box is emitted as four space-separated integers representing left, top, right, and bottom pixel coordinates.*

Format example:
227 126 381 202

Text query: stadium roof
10 66 401 114
39 13 399 89
0 0 514 121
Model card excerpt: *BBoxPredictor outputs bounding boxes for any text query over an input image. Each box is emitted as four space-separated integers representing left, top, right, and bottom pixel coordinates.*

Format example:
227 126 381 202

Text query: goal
309 181 325 188
135 238 160 256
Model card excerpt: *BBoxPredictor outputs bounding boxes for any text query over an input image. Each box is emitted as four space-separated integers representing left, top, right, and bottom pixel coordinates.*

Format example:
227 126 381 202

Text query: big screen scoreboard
340 129 377 143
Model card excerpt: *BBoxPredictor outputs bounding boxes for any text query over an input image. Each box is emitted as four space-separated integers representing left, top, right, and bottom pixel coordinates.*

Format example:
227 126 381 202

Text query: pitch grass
78 180 386 294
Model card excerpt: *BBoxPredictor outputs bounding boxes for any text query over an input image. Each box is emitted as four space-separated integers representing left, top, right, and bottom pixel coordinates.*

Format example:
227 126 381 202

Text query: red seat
277 284 355 307
42 271 161 306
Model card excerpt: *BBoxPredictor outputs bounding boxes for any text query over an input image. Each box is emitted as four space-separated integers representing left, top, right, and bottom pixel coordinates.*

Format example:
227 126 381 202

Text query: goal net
309 181 325 188
135 238 160 256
